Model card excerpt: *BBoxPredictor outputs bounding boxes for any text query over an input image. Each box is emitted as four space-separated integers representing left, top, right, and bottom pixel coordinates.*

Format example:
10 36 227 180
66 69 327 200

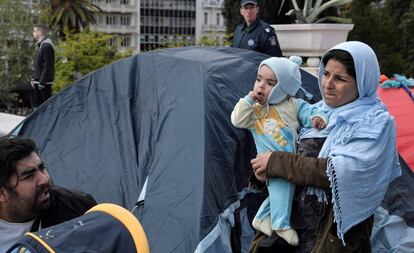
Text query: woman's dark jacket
249 139 373 253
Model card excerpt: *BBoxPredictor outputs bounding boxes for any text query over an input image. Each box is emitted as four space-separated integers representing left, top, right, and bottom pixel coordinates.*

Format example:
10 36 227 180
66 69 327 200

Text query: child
231 56 327 245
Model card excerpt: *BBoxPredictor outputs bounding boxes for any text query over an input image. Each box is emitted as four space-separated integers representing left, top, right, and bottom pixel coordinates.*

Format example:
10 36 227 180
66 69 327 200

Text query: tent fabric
381 157 414 228
7 203 148 253
372 156 414 252
10 46 414 252
378 87 414 171
11 46 270 252
371 207 414 252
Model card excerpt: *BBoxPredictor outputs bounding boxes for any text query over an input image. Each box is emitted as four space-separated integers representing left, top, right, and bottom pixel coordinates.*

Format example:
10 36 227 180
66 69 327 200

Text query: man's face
32 27 43 41
240 3 259 26
1 152 51 222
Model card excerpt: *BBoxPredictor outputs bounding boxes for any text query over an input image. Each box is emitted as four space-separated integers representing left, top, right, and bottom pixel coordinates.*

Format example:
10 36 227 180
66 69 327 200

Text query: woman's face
321 59 358 108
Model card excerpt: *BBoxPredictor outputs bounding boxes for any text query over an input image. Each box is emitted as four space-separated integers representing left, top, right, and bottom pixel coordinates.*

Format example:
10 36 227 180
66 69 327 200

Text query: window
204 12 208 25
108 37 116 46
120 16 131 26
97 15 104 25
120 0 129 4
121 36 131 47
216 13 220 25
106 15 116 25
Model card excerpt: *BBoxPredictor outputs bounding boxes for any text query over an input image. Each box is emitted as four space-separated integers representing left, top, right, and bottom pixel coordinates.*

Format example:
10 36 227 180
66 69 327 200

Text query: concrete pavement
0 112 25 136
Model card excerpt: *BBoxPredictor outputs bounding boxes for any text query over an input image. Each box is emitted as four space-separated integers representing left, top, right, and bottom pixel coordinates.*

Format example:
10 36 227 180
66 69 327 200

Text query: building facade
140 0 197 51
93 0 226 53
197 0 226 45
92 0 140 52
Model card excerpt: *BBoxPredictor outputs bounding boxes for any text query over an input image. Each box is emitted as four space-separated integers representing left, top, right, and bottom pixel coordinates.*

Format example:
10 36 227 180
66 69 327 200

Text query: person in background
0 137 97 252
249 41 401 253
31 24 55 107
232 0 283 57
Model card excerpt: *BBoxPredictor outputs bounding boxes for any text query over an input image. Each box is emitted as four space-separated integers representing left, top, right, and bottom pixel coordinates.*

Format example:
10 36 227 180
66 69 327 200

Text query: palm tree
49 0 102 38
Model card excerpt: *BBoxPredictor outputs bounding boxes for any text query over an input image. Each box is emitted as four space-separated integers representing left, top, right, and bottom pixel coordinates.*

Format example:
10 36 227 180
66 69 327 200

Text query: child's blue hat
259 56 302 105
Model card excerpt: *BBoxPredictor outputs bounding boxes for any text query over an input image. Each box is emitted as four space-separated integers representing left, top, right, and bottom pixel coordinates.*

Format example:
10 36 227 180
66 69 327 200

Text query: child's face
253 65 277 105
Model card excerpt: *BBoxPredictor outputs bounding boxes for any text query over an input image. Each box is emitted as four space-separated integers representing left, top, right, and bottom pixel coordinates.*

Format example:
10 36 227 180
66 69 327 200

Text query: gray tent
14 46 273 252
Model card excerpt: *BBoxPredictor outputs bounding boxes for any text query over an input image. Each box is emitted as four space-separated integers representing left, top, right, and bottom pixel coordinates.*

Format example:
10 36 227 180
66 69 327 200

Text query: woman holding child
249 41 401 252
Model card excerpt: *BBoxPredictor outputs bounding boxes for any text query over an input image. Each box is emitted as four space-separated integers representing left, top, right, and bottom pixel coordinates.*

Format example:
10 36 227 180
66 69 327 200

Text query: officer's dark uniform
232 19 282 57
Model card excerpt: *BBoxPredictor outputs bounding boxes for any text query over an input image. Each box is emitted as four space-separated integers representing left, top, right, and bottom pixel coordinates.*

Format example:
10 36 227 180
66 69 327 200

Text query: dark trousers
33 84 52 107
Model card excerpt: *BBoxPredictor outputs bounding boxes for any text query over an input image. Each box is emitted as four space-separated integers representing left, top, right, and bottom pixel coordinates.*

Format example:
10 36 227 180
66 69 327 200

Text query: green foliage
163 37 194 48
159 33 229 49
54 30 132 92
45 0 102 38
282 0 353 23
257 0 292 24
198 33 229 46
349 0 414 77
0 0 33 105
222 0 243 35
398 1 414 76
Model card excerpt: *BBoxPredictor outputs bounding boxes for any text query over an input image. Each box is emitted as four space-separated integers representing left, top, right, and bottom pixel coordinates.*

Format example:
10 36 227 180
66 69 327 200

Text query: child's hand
248 91 255 100
312 116 326 129
249 89 265 104
248 90 260 102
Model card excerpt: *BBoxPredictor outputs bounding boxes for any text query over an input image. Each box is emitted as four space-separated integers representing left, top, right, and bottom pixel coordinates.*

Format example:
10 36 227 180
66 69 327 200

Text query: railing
96 25 137 33
201 24 226 31
95 3 137 13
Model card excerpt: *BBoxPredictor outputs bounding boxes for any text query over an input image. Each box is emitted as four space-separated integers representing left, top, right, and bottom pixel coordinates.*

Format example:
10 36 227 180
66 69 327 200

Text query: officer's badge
248 39 255 47
265 27 270 33
269 36 276 46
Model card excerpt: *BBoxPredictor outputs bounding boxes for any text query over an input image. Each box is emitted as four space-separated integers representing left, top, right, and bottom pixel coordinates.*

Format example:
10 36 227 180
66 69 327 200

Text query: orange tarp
378 87 414 171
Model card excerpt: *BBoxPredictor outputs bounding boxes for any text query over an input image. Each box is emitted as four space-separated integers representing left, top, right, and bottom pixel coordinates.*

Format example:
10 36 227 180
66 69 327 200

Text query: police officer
232 0 282 57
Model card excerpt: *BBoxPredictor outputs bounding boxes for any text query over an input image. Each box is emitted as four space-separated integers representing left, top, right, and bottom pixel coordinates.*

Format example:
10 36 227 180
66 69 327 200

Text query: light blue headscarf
300 41 401 244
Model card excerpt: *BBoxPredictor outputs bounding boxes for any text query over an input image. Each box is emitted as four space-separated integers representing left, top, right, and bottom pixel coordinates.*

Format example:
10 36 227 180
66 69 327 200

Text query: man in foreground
0 137 97 252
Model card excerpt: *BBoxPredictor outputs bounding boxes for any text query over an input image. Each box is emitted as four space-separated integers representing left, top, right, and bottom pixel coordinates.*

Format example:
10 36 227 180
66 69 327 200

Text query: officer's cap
241 0 257 7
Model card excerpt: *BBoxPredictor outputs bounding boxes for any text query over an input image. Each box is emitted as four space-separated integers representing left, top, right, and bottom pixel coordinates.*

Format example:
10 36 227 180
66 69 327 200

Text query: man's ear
0 187 8 202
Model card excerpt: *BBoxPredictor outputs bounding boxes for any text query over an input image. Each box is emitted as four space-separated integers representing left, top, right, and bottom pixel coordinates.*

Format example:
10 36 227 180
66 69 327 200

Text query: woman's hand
251 152 272 182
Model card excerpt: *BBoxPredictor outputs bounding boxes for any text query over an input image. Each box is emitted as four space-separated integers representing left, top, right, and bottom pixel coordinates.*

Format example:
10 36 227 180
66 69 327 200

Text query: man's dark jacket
33 38 55 86
31 185 97 231
232 19 282 57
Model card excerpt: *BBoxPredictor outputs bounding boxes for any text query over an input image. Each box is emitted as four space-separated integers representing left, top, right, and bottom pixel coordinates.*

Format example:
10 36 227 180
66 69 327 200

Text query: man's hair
34 24 49 36
0 137 38 188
